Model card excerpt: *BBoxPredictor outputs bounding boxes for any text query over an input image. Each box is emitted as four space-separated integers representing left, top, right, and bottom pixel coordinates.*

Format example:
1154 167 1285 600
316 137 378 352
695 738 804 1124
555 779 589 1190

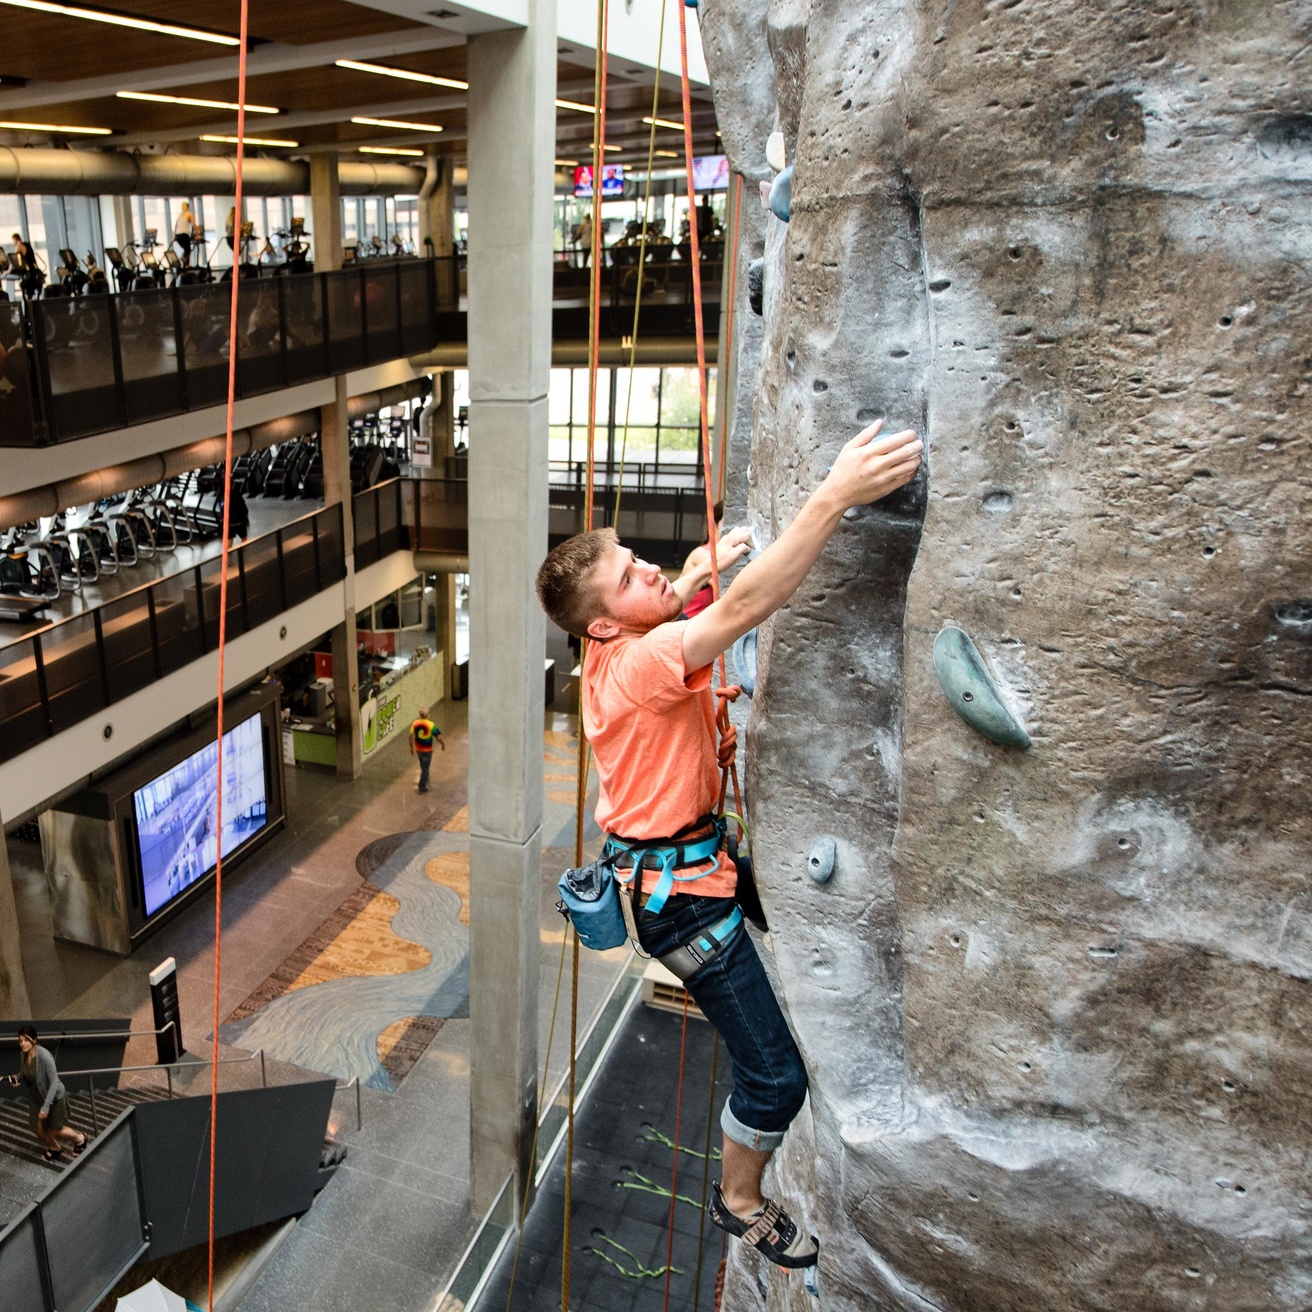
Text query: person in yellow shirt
408 708 442 793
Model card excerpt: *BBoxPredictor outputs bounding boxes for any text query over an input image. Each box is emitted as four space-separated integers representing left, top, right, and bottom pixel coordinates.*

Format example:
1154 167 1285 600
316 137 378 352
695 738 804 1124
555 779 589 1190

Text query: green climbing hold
932 626 1030 749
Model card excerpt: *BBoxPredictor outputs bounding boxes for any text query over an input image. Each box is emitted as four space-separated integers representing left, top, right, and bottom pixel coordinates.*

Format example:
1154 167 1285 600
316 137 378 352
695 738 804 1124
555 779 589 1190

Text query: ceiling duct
0 148 425 197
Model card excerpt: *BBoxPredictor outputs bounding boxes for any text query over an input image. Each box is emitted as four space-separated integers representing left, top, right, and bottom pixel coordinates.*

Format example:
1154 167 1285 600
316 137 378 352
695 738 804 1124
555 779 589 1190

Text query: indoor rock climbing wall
699 1 1312 1308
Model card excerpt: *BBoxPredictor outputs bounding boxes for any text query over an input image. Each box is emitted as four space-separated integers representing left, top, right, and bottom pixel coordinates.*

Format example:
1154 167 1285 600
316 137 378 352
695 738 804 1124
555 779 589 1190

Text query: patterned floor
217 727 598 1093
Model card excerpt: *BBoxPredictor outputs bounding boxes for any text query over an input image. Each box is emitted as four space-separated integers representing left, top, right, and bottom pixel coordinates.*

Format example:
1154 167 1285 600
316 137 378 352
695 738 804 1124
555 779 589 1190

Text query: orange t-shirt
583 622 737 899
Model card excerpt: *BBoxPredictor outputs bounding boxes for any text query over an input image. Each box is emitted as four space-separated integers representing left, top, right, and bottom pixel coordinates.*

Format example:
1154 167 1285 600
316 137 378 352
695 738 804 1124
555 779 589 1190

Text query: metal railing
0 502 345 766
3 258 444 448
352 475 709 573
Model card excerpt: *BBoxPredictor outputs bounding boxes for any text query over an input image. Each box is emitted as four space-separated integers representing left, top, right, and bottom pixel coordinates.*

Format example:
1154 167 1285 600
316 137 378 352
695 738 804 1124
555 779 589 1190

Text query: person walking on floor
409 707 443 792
7 1025 87 1162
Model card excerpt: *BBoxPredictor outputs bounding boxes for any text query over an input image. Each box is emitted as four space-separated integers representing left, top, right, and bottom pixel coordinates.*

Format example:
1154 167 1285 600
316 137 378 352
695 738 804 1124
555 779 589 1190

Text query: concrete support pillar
0 827 32 1021
465 1 556 1214
422 152 458 310
311 155 360 776
310 155 343 273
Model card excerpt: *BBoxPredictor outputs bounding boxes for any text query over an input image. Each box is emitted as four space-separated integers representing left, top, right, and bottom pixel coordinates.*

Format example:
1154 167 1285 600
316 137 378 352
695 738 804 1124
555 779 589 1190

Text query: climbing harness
206 4 251 1311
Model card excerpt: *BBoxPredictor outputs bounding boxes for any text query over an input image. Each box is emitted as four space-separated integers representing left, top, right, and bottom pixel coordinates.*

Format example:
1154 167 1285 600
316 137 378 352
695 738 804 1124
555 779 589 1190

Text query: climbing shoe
708 1181 818 1269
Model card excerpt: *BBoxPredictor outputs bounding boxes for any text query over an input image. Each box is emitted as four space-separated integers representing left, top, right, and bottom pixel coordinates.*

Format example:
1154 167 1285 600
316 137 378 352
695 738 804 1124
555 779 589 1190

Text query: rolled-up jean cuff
721 1098 787 1152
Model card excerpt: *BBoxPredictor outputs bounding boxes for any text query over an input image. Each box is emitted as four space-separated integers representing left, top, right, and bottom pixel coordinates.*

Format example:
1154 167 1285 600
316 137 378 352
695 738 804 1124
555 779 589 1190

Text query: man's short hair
536 528 618 638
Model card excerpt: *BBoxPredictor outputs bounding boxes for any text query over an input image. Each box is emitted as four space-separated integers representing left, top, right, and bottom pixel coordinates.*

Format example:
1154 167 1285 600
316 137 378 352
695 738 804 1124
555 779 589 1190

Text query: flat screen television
692 154 729 192
573 164 625 199
133 713 269 918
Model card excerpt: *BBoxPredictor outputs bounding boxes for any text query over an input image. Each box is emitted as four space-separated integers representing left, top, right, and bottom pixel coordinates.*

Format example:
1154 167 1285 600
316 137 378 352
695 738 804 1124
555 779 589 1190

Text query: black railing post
275 528 289 611
276 274 290 389
358 265 370 364
104 293 130 428
172 284 190 412
28 301 57 444
31 633 53 738
311 511 323 593
236 543 250 631
92 609 111 704
195 565 210 654
147 585 163 679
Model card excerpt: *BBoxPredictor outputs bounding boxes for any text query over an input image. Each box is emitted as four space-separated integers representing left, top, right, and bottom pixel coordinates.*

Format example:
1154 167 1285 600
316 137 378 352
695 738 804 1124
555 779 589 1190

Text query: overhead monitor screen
573 164 625 199
692 154 730 192
134 715 268 918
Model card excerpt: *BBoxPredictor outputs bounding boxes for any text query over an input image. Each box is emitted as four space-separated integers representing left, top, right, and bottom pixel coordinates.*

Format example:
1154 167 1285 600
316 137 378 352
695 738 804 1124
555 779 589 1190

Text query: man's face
587 544 681 639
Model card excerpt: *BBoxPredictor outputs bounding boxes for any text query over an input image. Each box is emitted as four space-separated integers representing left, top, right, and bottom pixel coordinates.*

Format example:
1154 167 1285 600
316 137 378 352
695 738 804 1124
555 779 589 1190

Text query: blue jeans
637 894 807 1151
417 751 432 791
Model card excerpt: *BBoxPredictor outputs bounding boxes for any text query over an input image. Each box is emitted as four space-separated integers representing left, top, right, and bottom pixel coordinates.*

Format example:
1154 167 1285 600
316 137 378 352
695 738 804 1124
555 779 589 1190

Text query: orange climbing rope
208 4 250 1311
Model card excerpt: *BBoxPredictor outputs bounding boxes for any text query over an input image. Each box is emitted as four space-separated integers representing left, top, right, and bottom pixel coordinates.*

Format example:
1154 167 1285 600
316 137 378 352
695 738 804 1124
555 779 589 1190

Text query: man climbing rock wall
699 1 1312 1308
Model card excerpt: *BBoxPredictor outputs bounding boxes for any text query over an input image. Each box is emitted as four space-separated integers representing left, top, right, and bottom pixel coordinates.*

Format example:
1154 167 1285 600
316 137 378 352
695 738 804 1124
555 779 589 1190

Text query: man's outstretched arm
681 420 922 676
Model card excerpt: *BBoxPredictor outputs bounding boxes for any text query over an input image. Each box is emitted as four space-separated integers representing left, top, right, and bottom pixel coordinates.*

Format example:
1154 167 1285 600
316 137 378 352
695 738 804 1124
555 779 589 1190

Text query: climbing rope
612 0 668 524
208 3 250 1310
716 180 744 507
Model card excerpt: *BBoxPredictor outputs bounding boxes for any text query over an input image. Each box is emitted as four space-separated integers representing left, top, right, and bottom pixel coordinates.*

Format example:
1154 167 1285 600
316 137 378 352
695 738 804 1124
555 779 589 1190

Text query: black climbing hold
769 166 793 223
1274 601 1312 635
733 627 758 696
982 490 1014 515
928 278 952 293
747 258 765 316
932 627 1031 748
807 838 836 884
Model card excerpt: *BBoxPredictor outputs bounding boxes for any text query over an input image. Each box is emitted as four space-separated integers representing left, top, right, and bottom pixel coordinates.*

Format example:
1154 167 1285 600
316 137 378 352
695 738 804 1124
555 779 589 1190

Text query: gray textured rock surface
699 1 1312 1308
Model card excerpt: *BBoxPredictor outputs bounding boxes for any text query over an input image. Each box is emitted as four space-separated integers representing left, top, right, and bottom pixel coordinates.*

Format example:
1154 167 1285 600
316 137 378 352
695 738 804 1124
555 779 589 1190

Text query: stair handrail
0 1021 175 1046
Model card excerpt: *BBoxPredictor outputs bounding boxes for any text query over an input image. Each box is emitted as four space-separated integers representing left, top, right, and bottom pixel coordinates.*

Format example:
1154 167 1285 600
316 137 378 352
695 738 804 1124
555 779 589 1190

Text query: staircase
0 1084 172 1170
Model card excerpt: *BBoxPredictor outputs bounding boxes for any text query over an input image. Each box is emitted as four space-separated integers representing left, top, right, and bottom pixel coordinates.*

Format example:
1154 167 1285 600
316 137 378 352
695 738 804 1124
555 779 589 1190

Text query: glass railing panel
353 487 379 569
39 613 107 734
180 282 232 410
325 268 366 373
0 639 47 762
197 554 247 648
118 288 185 424
99 589 156 702
363 265 402 361
316 505 346 586
283 272 329 383
279 520 319 604
151 569 204 677
0 303 40 448
398 260 432 353
36 295 124 440
0 1206 47 1312
241 531 284 629
236 279 286 397
413 478 468 553
378 479 402 557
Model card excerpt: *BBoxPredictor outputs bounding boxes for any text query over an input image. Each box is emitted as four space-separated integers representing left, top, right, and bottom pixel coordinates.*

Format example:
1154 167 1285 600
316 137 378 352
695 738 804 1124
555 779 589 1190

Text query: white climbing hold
766 130 787 172
759 178 773 209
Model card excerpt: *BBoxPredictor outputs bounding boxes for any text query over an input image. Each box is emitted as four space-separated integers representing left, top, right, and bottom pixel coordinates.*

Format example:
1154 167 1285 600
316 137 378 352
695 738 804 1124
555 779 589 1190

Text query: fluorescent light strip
118 90 279 114
335 58 467 91
351 115 443 133
0 0 239 45
358 145 424 157
556 98 596 115
643 115 685 131
555 158 579 167
653 149 679 158
201 133 299 148
0 119 112 135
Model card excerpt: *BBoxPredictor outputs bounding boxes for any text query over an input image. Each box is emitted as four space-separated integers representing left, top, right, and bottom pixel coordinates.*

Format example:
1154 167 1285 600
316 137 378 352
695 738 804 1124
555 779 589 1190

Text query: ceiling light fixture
118 90 279 114
653 149 679 158
554 158 579 167
201 133 298 147
0 118 113 135
358 145 424 156
555 98 597 115
335 58 468 91
351 115 444 133
643 115 685 131
0 0 239 45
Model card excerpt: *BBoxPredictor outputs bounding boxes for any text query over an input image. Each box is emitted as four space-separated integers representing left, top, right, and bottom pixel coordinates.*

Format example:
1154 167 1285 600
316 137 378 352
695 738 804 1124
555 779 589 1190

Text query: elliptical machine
0 527 60 602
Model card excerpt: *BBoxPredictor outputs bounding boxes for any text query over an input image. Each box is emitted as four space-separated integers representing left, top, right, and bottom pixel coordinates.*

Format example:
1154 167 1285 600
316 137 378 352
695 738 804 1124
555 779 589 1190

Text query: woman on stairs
8 1025 87 1162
